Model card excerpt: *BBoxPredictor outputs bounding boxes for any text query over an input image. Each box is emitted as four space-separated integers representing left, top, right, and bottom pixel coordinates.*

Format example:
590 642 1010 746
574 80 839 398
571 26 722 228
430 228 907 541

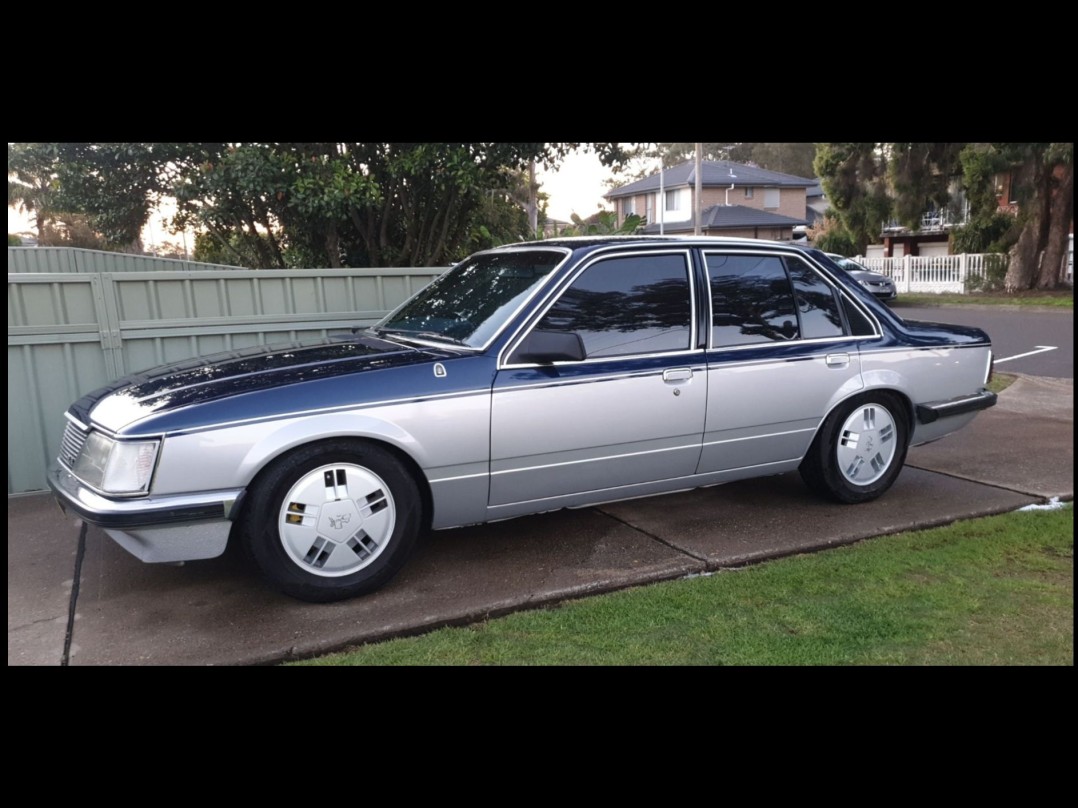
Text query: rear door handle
826 353 850 367
663 367 693 382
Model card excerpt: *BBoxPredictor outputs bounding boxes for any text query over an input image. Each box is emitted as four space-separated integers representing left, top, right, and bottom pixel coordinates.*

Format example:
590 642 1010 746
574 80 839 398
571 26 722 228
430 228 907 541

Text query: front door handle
826 353 850 367
663 367 693 382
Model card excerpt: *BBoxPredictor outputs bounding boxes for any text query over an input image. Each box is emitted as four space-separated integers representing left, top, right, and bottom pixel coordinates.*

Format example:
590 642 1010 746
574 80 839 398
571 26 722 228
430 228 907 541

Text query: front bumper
48 465 243 562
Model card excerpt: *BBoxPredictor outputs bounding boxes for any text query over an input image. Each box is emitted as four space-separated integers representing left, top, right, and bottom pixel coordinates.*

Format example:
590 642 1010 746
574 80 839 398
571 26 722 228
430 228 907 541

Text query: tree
8 143 60 240
813 142 1072 290
1001 143 1073 290
24 142 632 269
559 211 644 237
813 143 893 254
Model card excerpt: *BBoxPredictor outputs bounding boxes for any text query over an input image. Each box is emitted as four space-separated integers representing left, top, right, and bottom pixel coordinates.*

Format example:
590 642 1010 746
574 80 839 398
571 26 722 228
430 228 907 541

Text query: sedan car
48 237 996 602
825 253 898 303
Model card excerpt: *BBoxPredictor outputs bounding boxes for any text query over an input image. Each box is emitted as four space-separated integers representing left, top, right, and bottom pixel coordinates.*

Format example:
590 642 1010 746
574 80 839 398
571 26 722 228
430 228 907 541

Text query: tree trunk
1040 160 1073 287
325 224 342 268
1005 154 1074 290
1004 157 1047 291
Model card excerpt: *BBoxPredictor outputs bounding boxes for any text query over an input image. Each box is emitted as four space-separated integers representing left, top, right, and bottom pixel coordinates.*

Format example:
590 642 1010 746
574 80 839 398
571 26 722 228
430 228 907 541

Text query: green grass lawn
292 504 1073 666
893 291 1073 308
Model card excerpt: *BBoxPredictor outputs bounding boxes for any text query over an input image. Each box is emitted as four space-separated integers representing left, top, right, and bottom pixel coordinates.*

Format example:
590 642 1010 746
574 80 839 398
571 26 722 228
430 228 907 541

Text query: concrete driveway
7 374 1072 666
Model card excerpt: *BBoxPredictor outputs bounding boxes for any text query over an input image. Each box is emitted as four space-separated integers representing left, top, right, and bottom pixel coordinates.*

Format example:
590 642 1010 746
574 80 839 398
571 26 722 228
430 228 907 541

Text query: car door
697 249 869 475
489 249 706 511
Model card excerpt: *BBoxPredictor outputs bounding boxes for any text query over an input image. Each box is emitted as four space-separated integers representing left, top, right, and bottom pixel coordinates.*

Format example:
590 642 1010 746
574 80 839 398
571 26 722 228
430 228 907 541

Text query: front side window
534 253 692 358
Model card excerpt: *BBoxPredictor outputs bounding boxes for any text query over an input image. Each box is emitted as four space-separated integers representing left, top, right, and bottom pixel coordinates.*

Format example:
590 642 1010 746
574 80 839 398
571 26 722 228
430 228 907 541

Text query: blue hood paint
74 335 496 436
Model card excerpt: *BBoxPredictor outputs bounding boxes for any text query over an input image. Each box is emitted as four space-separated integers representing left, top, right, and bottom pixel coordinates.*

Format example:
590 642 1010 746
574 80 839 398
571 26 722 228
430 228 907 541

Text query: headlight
859 280 872 289
72 432 160 494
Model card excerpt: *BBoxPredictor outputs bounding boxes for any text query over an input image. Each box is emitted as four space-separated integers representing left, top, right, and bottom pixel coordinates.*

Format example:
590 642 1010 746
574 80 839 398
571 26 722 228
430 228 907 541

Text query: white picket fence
852 253 1007 294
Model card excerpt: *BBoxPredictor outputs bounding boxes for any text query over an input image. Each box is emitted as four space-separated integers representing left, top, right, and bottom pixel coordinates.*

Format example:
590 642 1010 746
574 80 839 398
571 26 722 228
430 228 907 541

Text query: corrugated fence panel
7 247 79 274
8 251 446 493
8 246 245 273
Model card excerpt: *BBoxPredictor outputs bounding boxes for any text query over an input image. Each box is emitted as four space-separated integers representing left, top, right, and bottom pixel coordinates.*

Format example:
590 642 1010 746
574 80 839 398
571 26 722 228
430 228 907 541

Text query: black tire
799 392 909 504
243 440 422 602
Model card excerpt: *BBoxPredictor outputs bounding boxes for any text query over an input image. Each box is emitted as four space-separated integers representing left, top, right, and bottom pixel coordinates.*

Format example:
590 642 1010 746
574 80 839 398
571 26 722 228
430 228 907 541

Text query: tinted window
380 250 563 347
842 296 876 336
783 256 844 339
536 254 691 358
708 254 798 346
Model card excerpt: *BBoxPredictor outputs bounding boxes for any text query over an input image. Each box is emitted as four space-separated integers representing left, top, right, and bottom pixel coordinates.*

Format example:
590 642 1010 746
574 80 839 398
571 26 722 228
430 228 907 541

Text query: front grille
59 421 89 469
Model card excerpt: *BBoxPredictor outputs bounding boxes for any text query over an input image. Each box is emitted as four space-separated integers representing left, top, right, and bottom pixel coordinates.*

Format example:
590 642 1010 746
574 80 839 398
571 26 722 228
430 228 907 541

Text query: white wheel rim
836 404 898 486
278 463 396 578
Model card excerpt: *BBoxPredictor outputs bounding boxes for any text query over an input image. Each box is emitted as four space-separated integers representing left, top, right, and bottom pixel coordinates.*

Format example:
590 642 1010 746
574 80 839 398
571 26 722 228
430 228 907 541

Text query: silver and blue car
48 237 997 601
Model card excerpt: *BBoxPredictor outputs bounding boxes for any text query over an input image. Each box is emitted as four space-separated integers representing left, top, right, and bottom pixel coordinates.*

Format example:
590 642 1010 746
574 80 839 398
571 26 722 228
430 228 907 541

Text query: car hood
847 268 892 284
72 334 482 435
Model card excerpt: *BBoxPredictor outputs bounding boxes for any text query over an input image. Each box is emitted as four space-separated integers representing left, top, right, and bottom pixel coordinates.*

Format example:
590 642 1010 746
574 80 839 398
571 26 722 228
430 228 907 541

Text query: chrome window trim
705 334 877 354
498 248 697 370
501 347 706 372
376 246 573 353
493 363 709 392
701 248 882 351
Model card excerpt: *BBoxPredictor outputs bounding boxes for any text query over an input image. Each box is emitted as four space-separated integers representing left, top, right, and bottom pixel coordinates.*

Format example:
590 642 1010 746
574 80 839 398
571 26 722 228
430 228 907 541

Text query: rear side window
707 254 799 346
783 256 844 339
707 253 861 347
536 253 692 358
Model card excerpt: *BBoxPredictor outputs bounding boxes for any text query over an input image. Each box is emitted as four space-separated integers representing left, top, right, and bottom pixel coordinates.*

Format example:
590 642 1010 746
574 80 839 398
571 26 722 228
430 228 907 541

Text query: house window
665 189 680 211
744 188 754 199
623 197 635 216
763 188 780 209
645 194 654 222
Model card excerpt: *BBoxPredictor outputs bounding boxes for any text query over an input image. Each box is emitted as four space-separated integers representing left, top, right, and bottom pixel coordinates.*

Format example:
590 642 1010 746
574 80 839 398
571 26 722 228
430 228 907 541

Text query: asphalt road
895 305 1073 378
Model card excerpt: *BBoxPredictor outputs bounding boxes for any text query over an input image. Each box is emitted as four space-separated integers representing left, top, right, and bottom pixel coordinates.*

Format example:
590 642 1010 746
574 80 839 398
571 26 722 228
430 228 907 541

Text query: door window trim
499 249 698 369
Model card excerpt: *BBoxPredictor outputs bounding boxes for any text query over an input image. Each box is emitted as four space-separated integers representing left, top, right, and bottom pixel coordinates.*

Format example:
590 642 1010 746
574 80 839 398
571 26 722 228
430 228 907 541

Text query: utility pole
694 143 702 235
527 160 538 237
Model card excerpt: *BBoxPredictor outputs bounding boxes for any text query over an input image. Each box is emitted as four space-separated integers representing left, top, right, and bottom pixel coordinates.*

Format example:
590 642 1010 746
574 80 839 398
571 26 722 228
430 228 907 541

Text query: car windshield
832 256 869 273
376 249 565 348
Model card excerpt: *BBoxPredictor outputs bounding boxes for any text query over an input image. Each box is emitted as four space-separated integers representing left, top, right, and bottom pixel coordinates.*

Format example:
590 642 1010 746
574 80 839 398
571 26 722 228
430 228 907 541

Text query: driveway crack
62 522 87 667
594 507 709 563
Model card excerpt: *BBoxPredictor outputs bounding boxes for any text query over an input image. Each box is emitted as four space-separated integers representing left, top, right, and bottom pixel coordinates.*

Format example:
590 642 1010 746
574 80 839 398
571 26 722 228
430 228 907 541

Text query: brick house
605 160 814 239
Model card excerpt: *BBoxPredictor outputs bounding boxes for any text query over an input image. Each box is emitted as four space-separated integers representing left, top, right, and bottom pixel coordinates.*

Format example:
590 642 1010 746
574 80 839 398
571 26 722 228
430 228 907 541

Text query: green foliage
951 212 1017 255
559 210 644 236
963 253 1010 292
814 143 893 254
808 210 858 256
8 233 21 246
888 142 963 228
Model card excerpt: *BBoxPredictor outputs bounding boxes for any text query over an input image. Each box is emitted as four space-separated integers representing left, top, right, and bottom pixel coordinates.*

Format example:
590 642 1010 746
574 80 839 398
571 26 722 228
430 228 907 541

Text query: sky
536 151 622 222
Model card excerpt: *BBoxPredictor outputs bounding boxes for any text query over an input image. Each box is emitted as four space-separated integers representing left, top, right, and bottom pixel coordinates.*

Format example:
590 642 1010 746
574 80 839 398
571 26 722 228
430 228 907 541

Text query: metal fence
7 248 445 493
853 253 1009 293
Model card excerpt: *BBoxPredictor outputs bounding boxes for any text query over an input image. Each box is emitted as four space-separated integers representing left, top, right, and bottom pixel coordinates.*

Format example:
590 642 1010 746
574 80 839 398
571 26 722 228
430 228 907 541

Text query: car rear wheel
799 392 909 504
243 440 422 602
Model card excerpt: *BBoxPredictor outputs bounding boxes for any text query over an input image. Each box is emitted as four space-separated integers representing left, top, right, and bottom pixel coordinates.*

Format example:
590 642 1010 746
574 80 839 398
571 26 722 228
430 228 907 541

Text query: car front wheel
243 440 422 602
799 392 909 504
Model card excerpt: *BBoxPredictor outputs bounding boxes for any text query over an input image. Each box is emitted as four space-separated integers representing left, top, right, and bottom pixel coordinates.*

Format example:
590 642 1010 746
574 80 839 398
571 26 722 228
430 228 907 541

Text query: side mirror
510 330 586 364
